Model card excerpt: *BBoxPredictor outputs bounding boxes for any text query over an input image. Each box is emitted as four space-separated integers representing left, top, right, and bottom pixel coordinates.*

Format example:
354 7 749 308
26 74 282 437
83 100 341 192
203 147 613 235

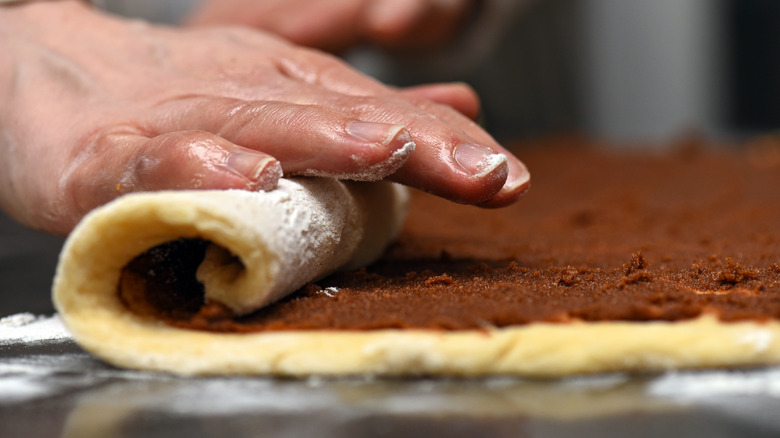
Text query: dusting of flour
470 152 507 179
299 141 415 181
649 368 780 399
0 313 72 344
0 313 78 403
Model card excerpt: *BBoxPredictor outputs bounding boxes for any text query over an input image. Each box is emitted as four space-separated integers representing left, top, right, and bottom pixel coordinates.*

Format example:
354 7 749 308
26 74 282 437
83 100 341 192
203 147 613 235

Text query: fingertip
225 150 282 191
126 131 281 193
254 159 283 191
294 123 415 181
453 143 507 179
364 0 423 46
391 143 508 205
346 121 408 147
478 158 531 208
352 123 417 181
451 142 511 202
454 162 509 204
401 82 482 121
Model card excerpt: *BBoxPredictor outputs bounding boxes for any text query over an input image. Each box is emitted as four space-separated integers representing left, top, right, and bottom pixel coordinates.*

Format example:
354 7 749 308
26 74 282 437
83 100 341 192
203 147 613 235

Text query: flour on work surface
0 313 72 344
649 368 780 399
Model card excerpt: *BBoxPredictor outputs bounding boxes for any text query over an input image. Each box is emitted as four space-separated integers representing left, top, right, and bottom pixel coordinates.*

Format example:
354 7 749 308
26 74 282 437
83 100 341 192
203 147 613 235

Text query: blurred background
98 0 780 141
2 0 779 315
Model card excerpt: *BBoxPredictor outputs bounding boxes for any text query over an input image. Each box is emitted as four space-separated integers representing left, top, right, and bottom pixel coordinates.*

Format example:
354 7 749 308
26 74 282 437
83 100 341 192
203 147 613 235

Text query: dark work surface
2 337 780 438
0 211 64 315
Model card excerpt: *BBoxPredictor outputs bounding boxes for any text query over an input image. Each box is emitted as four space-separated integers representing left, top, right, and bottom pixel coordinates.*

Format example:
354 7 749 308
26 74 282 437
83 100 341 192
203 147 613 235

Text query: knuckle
220 100 273 136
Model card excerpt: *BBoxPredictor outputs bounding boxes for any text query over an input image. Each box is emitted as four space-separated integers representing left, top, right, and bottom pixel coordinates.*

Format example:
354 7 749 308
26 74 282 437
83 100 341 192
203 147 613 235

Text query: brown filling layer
119 139 780 332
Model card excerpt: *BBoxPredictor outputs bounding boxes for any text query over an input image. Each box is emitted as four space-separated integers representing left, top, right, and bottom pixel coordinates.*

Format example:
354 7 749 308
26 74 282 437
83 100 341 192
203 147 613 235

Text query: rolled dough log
53 179 410 369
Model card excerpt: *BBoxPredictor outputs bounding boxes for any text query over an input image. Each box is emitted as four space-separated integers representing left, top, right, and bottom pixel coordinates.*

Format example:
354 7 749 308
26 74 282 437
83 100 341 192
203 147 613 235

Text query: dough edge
59 301 780 377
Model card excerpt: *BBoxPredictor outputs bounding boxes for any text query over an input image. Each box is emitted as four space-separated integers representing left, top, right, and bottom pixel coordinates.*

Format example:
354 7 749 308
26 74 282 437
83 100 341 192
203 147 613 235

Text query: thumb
57 130 281 233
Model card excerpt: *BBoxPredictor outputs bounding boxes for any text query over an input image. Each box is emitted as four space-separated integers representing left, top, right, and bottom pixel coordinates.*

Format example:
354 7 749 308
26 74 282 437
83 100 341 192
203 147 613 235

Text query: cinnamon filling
118 140 780 332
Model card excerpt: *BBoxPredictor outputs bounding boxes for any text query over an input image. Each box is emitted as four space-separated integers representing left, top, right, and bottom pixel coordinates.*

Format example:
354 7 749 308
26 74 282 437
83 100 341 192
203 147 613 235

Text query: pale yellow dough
53 178 780 377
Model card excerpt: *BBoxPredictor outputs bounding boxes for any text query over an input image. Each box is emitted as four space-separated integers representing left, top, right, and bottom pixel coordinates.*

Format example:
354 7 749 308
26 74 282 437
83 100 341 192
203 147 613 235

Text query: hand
0 1 528 236
186 0 477 53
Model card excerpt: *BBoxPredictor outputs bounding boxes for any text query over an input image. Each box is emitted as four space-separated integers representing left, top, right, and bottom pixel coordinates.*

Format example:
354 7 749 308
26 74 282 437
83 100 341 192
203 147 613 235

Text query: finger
393 85 531 205
391 139 510 204
59 130 281 232
295 91 526 205
364 0 425 47
185 0 365 53
151 98 415 181
339 92 529 206
364 0 473 49
279 50 494 151
399 82 481 120
478 156 531 208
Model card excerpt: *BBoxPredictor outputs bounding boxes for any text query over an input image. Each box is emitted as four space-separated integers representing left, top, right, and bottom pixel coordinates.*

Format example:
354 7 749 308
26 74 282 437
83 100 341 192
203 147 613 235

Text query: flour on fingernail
298 141 415 182
473 153 508 179
248 160 283 192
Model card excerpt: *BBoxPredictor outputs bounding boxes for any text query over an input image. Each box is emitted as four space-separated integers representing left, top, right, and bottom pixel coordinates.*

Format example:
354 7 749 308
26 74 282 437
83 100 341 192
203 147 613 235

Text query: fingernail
504 163 531 194
348 121 409 146
453 143 507 178
227 152 282 191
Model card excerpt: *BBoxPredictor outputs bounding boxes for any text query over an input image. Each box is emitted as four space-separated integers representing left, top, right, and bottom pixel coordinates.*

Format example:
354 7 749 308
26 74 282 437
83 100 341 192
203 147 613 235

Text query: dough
53 178 416 373
53 140 780 377
53 183 780 377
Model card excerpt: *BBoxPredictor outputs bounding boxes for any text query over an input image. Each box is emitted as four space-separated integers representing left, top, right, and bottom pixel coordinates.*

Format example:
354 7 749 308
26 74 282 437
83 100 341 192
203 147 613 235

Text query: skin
0 0 529 236
186 0 479 53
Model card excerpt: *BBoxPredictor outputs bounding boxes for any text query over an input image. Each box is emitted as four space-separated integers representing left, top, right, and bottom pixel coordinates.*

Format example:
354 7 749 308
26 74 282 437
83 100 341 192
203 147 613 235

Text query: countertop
2 315 780 438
